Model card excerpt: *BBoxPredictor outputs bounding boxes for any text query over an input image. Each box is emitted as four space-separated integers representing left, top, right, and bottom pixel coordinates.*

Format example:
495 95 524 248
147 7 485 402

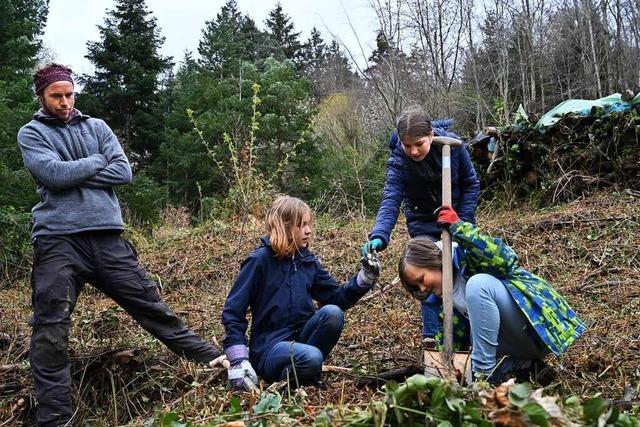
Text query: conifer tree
81 0 172 165
265 2 302 64
368 30 391 65
0 0 47 80
301 27 326 69
197 0 268 74
0 0 48 209
311 40 358 98
198 0 252 71
300 27 329 98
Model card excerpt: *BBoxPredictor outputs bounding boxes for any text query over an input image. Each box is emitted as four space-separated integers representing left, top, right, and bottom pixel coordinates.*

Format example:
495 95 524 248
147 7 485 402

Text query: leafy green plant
118 171 167 227
157 411 188 427
383 375 490 426
507 383 551 426
318 376 639 427
189 82 309 270
248 392 283 426
188 82 302 221
583 397 638 427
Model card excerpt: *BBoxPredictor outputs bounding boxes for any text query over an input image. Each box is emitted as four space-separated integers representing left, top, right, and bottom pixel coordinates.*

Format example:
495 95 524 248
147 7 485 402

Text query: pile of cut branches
472 106 640 204
155 375 640 426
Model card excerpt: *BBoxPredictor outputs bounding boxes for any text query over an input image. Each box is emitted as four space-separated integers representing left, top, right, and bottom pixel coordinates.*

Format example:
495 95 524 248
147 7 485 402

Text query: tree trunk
466 0 484 128
583 0 603 96
600 0 613 92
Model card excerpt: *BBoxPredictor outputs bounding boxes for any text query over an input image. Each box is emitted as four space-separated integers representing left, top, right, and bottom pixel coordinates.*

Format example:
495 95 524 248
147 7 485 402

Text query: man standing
17 63 220 426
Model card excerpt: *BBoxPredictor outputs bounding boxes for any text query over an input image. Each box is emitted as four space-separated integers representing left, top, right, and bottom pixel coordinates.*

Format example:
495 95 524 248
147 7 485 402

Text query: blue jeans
465 273 549 376
421 295 442 338
261 305 344 385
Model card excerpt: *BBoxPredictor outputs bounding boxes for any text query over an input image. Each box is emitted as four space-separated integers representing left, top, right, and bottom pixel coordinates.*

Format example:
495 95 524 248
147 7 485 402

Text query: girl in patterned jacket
397 205 585 384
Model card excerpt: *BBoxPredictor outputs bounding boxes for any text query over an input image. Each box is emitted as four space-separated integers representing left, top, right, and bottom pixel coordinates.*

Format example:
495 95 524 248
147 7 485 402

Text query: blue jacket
369 123 480 248
222 237 369 372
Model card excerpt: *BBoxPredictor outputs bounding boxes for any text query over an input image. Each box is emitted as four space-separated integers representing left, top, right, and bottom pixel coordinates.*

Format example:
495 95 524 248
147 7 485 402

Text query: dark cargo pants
29 231 219 426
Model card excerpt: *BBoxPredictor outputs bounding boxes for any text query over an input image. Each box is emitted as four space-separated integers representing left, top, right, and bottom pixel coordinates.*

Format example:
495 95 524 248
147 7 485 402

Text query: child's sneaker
422 337 437 350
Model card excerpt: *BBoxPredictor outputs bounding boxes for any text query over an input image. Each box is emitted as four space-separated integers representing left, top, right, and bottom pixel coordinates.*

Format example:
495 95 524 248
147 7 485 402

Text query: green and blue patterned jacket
436 220 585 356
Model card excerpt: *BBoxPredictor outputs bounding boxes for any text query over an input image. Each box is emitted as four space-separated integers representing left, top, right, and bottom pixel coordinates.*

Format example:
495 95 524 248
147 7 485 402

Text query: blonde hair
265 195 312 258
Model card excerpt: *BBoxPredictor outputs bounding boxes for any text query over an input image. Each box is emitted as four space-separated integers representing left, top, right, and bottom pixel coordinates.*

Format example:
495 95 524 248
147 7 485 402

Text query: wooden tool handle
441 144 454 366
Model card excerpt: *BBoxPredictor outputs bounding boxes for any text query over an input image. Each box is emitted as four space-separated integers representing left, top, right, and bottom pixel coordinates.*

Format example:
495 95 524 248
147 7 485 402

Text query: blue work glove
361 238 383 257
225 345 258 391
357 250 381 288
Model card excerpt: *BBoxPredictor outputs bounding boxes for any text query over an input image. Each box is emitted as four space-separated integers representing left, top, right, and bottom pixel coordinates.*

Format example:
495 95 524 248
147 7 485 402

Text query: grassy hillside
1 190 638 425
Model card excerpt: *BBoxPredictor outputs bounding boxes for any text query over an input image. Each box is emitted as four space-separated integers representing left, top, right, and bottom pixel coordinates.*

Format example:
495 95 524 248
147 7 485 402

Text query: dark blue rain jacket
369 121 480 248
222 237 369 372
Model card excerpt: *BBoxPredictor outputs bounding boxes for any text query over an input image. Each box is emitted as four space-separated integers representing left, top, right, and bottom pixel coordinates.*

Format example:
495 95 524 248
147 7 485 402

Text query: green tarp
534 92 640 129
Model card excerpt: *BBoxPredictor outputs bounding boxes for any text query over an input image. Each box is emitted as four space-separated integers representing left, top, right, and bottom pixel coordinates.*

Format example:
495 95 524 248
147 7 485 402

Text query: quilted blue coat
369 121 480 247
222 237 369 372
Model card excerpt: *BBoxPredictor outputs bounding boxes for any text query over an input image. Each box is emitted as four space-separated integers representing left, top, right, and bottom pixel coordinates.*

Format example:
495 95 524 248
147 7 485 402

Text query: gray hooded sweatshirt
17 109 132 237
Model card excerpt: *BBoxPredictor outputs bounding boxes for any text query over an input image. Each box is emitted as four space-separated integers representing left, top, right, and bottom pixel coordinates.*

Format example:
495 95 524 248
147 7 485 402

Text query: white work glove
358 250 381 287
228 360 258 391
225 345 258 391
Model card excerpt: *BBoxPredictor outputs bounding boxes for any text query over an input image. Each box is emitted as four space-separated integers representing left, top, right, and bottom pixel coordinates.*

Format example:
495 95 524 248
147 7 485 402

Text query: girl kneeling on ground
398 205 585 384
222 195 380 390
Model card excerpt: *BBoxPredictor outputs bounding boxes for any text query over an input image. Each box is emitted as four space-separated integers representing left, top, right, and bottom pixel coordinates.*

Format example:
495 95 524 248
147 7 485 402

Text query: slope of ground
1 190 638 425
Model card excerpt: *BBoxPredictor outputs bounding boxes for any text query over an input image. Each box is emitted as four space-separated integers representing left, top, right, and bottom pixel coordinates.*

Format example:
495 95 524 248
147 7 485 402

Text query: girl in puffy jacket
362 106 481 344
222 195 380 390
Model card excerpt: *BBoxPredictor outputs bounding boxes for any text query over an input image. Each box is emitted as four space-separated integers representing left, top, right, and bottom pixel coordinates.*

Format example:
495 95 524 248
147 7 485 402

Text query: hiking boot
422 337 437 350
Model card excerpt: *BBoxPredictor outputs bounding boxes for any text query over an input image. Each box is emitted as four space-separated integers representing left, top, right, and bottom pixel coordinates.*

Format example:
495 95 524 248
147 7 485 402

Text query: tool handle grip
432 136 462 147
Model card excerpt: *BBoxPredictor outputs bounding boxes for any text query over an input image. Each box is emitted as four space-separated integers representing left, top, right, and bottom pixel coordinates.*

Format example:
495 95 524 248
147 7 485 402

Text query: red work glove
436 205 460 228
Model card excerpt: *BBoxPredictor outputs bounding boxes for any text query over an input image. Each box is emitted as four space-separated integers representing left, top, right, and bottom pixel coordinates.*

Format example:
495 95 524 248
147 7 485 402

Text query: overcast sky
41 0 379 76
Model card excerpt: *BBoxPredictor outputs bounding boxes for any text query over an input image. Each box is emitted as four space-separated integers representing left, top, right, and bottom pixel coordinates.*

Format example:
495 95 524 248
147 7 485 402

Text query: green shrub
0 163 37 210
118 171 167 228
0 205 32 285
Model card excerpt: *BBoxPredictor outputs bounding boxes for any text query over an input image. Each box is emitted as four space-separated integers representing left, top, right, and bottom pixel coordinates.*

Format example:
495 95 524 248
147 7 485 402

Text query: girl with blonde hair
222 195 380 389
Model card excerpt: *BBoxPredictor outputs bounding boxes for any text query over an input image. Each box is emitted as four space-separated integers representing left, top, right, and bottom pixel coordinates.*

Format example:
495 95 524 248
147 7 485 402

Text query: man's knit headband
34 66 74 94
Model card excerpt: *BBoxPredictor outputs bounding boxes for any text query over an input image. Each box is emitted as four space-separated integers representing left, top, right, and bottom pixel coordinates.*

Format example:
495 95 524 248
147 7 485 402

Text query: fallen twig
531 215 629 231
322 365 353 374
612 400 640 411
167 370 224 408
0 364 21 374
360 277 400 303
578 280 631 292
